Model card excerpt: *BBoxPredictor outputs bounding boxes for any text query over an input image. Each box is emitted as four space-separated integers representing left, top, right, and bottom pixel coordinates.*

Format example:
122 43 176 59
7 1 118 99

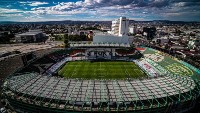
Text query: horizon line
0 19 200 23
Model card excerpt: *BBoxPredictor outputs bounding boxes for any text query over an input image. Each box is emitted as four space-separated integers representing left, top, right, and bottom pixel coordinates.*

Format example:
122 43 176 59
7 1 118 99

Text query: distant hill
0 20 199 25
0 20 112 25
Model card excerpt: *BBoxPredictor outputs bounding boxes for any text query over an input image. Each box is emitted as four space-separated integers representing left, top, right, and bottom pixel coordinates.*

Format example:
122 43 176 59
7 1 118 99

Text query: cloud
171 0 199 2
29 1 49 6
0 8 23 13
0 8 23 18
173 2 200 7
30 0 157 17
1 0 200 21
19 1 49 6
0 13 23 17
28 0 199 21
31 0 172 16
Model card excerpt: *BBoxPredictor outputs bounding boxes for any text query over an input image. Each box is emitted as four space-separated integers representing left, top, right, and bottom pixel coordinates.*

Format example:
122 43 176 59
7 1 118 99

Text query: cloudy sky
0 0 199 22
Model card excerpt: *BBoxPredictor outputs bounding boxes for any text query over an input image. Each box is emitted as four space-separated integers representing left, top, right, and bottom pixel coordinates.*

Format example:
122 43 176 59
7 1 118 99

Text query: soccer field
58 61 146 79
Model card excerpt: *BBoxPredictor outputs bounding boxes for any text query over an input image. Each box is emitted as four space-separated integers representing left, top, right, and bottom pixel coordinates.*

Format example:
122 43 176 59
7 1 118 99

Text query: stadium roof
93 34 130 44
4 73 197 112
70 43 130 48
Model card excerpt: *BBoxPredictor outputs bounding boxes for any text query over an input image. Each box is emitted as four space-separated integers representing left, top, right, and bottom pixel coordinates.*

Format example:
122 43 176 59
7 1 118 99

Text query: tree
0 33 14 44
66 34 88 41
64 39 70 48
64 34 68 40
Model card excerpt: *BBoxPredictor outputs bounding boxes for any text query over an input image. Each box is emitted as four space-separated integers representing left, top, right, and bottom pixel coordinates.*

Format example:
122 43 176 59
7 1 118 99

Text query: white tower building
111 17 129 36
129 25 137 34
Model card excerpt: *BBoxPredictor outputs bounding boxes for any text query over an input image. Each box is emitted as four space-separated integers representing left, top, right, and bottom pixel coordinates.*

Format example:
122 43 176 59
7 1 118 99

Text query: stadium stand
134 60 159 78
18 56 56 74
48 50 70 62
1 47 200 113
115 49 135 56
70 49 85 57
0 55 24 80
45 57 71 76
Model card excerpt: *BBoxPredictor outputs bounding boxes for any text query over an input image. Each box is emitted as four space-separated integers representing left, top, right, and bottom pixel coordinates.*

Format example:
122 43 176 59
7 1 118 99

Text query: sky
0 0 199 22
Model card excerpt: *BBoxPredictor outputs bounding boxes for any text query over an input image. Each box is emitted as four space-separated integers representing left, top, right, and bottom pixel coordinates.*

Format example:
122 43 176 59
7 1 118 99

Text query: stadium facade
1 43 200 113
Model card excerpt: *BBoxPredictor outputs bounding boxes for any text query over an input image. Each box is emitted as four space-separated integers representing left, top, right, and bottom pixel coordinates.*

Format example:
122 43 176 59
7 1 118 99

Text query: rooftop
0 43 60 61
17 30 42 36
93 33 130 44
70 43 130 48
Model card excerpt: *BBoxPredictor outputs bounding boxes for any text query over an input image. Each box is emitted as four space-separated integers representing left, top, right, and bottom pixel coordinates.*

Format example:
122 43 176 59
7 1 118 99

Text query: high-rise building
111 17 129 36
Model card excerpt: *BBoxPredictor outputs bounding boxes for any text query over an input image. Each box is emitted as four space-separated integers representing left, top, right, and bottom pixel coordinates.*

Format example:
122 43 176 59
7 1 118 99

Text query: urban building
155 36 169 45
15 30 46 43
129 26 136 34
111 17 129 36
188 38 200 49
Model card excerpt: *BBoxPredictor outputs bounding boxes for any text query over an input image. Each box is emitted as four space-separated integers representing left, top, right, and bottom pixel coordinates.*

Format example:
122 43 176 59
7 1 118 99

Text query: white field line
100 62 101 70
135 69 144 74
80 61 84 77
93 62 97 77
63 63 73 77
131 63 144 74
64 64 77 77
123 63 132 78
71 65 78 78
130 63 139 75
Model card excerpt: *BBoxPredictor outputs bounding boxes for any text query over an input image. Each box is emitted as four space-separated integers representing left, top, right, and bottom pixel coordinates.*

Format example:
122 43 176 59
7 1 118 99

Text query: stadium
1 43 200 113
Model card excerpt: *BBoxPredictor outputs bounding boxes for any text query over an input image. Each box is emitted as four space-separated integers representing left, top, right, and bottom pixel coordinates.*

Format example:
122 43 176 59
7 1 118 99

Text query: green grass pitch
58 61 146 79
